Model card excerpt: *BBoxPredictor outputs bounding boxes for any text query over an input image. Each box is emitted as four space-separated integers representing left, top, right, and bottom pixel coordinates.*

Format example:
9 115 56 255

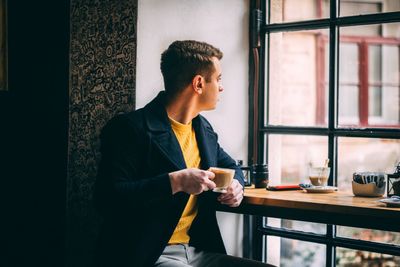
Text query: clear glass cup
309 167 330 186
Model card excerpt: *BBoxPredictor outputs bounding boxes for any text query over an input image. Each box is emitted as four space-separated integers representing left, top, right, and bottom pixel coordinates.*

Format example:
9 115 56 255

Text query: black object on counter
237 160 252 186
388 162 400 197
252 163 269 188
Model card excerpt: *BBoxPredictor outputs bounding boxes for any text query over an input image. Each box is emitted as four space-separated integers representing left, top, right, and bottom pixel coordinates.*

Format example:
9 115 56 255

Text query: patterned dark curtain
67 1 137 266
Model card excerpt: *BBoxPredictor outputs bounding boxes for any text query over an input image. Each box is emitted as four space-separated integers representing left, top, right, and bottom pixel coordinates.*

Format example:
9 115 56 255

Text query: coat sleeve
94 115 172 216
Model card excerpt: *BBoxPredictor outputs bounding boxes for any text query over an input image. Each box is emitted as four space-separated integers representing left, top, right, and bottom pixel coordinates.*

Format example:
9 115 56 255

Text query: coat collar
143 91 217 170
143 91 171 133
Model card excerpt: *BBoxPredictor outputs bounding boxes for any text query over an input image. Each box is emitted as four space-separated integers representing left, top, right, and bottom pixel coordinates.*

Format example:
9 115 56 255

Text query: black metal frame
247 0 400 266
260 226 400 257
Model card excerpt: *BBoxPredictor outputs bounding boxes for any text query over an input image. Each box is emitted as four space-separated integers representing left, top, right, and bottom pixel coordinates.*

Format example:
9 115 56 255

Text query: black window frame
247 1 400 266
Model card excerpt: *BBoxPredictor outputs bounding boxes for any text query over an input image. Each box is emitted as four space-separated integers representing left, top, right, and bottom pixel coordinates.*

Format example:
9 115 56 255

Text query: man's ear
192 75 204 95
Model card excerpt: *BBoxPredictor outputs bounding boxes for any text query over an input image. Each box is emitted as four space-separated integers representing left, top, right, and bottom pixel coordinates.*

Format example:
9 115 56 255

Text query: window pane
269 0 330 23
338 43 360 126
368 86 382 117
339 43 359 83
268 134 328 185
340 0 380 16
268 29 329 127
340 0 400 17
341 23 380 37
374 86 400 125
338 85 359 125
341 22 399 38
337 226 400 246
338 23 400 128
383 46 399 84
266 218 326 235
267 236 326 267
337 137 400 191
369 45 382 84
336 247 400 267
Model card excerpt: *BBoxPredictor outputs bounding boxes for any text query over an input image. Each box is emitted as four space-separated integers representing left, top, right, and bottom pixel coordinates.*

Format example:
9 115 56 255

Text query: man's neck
165 91 199 124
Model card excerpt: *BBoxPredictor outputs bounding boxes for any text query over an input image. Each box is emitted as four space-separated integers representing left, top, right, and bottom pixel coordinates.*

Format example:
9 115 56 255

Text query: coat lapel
193 116 218 170
192 116 221 206
152 131 186 170
143 92 186 170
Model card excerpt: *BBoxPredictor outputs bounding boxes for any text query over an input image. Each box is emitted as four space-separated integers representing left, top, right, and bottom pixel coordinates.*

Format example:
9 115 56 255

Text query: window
251 0 400 266
318 24 400 127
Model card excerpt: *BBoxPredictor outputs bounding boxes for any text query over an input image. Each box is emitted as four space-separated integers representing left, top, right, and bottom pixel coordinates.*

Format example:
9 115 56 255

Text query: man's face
199 57 224 111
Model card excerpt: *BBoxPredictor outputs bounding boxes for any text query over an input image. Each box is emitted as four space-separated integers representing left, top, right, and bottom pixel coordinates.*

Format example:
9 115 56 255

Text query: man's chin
209 103 218 110
202 105 217 112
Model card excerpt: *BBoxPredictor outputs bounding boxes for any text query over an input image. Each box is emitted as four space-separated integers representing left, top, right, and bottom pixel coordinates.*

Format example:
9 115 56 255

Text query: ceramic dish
379 197 400 208
352 181 386 197
304 186 338 193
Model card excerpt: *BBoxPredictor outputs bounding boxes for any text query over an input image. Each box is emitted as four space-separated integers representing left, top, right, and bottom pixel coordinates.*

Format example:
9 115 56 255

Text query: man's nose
218 85 224 92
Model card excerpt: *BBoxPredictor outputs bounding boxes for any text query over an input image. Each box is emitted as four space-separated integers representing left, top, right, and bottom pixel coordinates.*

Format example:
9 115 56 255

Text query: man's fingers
218 184 244 206
221 193 243 204
218 181 243 201
204 179 216 190
220 193 243 206
197 171 216 189
219 192 241 202
204 170 215 180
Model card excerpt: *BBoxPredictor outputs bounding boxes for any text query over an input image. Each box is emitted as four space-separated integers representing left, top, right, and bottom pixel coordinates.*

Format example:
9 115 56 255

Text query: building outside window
257 0 400 266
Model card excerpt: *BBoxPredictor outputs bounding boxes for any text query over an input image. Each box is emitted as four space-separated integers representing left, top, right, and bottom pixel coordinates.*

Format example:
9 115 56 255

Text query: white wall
136 0 249 256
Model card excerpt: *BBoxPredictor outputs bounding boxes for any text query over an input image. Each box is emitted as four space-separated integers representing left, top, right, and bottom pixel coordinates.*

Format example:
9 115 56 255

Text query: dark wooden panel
66 1 137 267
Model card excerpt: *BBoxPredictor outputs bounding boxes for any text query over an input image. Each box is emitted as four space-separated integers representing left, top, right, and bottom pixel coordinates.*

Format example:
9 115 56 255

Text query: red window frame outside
316 34 400 127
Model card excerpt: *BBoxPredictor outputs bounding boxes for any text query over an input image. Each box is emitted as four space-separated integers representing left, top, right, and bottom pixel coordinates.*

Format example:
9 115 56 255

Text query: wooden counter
217 188 400 232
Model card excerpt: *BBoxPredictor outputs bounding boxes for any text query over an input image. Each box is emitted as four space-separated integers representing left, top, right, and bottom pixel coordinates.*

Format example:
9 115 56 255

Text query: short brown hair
160 40 223 96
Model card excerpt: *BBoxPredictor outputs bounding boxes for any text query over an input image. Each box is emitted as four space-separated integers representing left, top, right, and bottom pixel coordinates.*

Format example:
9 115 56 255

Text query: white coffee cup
208 167 235 193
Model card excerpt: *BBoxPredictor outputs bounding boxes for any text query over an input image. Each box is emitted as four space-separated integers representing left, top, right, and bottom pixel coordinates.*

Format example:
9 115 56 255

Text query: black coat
94 92 245 267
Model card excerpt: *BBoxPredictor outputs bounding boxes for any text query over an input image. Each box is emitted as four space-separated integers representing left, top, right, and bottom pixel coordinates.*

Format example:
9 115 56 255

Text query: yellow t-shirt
168 117 201 244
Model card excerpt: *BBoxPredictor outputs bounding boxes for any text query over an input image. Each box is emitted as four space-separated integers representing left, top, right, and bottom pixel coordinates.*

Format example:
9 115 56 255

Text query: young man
94 40 272 267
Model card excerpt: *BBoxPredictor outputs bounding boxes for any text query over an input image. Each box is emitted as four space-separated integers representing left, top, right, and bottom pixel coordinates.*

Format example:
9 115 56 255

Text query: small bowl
352 181 386 197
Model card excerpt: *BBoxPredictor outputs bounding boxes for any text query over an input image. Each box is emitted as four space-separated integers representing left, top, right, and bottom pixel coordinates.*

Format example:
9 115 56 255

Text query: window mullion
327 1 338 266
359 41 369 126
328 0 338 184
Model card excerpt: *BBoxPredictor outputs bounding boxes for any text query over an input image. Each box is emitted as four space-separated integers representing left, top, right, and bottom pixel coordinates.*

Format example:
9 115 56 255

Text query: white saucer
379 197 400 208
213 188 227 193
304 186 338 193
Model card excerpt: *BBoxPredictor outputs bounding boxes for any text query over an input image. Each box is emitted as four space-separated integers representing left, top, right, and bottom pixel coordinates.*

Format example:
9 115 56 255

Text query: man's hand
217 179 243 207
169 168 216 195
